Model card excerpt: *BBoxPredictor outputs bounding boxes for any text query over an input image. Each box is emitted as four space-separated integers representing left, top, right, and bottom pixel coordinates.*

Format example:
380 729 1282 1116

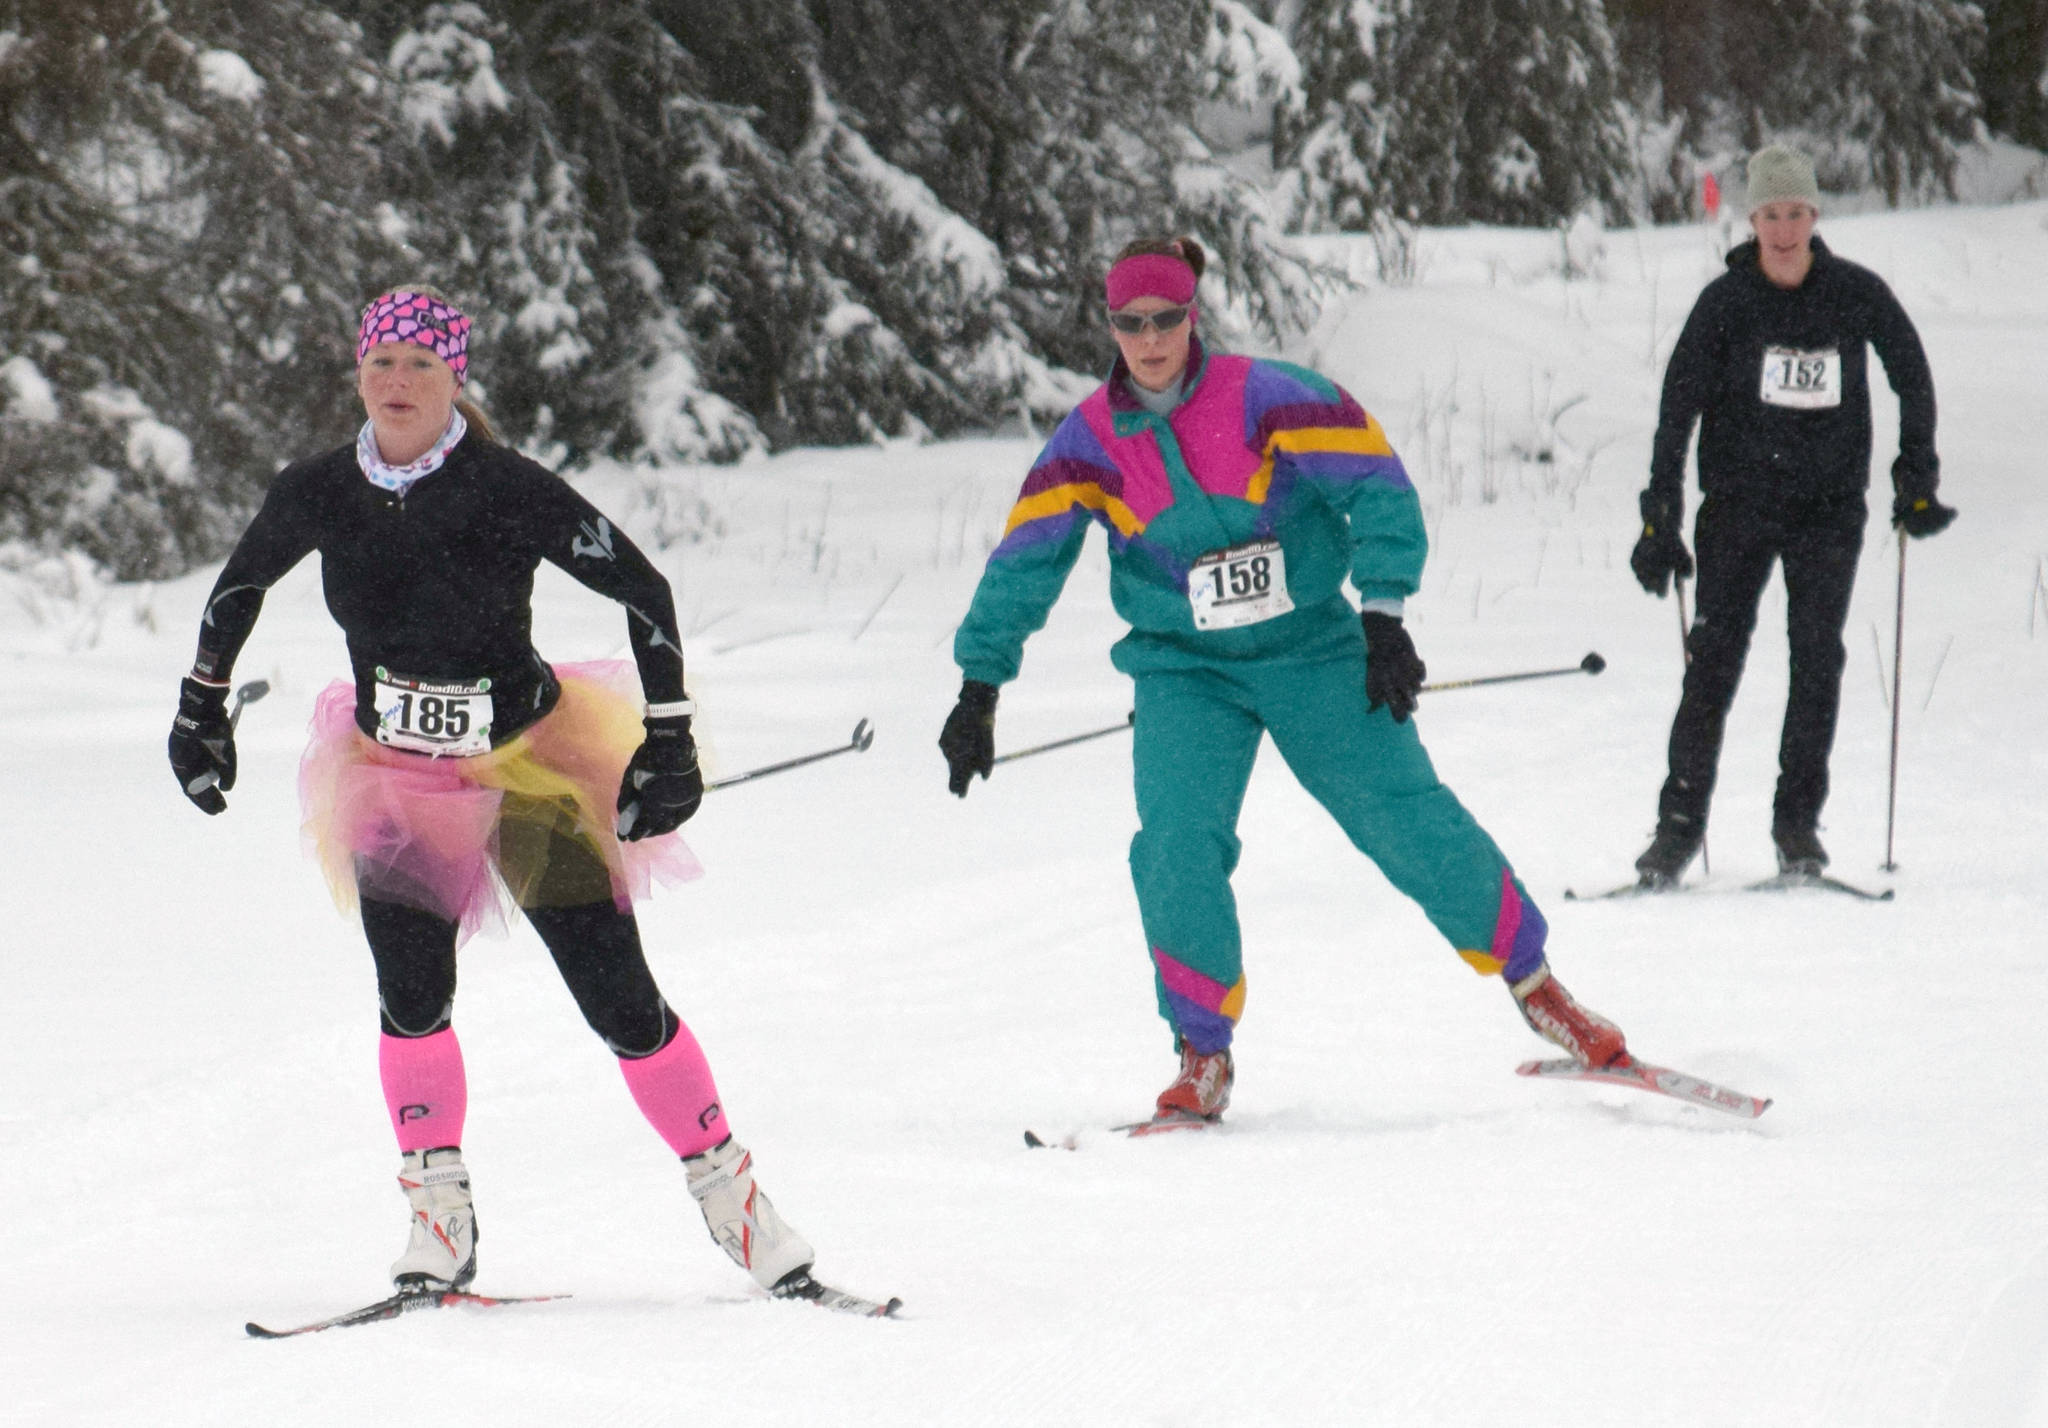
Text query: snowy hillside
4 202 2047 1426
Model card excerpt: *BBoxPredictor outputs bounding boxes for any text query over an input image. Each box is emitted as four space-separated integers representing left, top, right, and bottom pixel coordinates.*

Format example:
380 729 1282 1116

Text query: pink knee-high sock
617 1021 727 1158
380 1029 469 1152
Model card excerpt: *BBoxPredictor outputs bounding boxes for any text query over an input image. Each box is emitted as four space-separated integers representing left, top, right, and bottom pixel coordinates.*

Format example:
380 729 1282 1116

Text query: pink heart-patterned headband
356 290 472 386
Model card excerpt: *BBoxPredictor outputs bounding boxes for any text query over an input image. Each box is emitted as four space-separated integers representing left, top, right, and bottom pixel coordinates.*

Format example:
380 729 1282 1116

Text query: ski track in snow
4 205 2048 1426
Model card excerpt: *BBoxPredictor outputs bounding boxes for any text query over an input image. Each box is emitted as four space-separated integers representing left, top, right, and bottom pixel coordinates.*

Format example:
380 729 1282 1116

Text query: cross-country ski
1023 1113 1217 1148
246 1289 567 1340
1743 871 1895 902
1567 873 1895 902
770 1270 903 1319
1516 1056 1774 1119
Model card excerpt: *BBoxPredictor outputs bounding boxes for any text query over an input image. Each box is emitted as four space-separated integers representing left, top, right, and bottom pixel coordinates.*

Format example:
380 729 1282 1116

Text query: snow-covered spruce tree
659 0 1012 446
1608 0 1983 211
0 0 411 577
358 1 761 466
1801 0 1982 204
1975 0 2048 149
1274 0 1401 232
1280 0 1630 230
0 4 148 569
806 0 1322 382
361 0 1058 456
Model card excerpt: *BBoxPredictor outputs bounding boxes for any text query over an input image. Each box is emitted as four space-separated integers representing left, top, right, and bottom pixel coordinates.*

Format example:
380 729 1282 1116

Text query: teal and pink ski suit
953 338 1550 1053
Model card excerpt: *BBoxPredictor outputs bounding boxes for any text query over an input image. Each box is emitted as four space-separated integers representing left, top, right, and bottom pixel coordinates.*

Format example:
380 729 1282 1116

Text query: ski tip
244 1321 277 1339
878 1297 905 1318
1023 1129 1046 1148
1113 1113 1215 1138
1564 878 1668 902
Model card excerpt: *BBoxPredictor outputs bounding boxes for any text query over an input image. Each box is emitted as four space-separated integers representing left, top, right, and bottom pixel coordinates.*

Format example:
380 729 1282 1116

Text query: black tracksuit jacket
1646 234 1940 525
192 436 684 744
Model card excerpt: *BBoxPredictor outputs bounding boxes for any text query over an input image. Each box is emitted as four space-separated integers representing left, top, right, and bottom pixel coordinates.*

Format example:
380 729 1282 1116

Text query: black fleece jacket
192 435 684 745
1646 234 1939 525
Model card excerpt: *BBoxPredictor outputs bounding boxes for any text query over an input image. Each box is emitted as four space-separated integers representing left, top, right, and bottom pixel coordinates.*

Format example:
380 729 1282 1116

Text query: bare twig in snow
1921 635 1954 710
851 573 904 643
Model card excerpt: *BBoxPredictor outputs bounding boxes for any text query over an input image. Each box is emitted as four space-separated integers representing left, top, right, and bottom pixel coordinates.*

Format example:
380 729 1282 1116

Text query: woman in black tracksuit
1630 144 1956 886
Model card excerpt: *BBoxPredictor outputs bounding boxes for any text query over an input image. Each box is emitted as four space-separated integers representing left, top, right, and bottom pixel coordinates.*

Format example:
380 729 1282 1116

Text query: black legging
1658 494 1864 834
364 895 679 1058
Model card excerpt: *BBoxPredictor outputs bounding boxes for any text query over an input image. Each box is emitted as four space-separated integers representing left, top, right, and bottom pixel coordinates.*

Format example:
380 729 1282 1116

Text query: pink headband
357 290 472 386
1105 253 1198 310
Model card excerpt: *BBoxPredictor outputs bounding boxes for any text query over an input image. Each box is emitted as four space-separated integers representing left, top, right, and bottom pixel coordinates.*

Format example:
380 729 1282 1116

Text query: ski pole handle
228 678 271 732
705 719 875 791
186 679 271 798
1419 652 1605 695
990 711 1135 768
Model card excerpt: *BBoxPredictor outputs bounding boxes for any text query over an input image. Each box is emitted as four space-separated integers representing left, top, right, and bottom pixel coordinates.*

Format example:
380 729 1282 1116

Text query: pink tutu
298 660 701 943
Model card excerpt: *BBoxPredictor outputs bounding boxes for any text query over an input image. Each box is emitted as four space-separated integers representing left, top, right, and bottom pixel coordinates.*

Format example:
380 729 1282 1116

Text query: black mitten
168 676 237 815
1360 612 1426 723
939 681 999 797
1629 491 1694 596
1892 493 1957 539
615 714 703 840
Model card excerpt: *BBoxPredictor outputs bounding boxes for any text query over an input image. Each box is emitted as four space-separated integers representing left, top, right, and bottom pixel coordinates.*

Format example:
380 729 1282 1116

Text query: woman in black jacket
166 287 838 1304
1630 145 1957 886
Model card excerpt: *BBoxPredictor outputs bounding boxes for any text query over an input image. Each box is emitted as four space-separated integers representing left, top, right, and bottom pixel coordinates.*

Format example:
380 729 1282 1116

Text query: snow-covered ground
5 202 2047 1427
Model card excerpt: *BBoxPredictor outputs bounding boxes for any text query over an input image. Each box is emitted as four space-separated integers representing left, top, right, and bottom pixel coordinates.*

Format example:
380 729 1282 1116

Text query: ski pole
705 719 874 791
991 712 1134 768
1676 575 1708 877
1884 527 1907 871
1419 651 1605 693
988 651 1608 770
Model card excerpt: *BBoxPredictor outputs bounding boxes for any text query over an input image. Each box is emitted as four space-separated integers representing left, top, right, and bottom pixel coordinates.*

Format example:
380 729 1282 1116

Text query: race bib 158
1188 538 1293 631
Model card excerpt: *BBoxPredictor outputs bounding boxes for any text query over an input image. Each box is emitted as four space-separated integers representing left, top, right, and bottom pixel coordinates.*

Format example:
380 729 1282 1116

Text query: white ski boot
684 1138 815 1291
391 1147 478 1291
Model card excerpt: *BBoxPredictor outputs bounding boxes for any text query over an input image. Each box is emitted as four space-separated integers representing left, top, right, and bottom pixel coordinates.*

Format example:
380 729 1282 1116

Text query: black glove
615 714 703 841
168 676 237 815
1893 493 1957 539
939 680 998 797
1629 491 1694 597
1360 612 1425 723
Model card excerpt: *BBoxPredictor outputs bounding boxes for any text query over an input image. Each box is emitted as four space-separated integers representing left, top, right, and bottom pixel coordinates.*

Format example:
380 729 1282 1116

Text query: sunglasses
1107 305 1191 335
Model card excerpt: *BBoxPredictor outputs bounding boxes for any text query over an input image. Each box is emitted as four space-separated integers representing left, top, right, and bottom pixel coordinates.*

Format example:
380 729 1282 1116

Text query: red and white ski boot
1511 966 1628 1068
1155 1044 1235 1121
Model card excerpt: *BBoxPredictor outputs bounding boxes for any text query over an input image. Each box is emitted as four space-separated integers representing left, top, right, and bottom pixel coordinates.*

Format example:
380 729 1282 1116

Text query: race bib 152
1759 346 1842 409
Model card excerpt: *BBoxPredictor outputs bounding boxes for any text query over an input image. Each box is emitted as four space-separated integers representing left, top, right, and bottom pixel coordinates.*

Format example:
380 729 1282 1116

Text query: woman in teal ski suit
939 236 1628 1122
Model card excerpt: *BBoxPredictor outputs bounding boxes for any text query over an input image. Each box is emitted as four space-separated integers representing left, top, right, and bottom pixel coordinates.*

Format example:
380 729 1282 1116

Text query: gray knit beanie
1744 144 1820 214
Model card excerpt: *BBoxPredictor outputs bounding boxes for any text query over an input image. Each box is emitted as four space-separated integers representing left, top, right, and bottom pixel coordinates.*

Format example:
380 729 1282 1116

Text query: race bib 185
1759 346 1842 409
1188 538 1293 631
373 668 495 757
